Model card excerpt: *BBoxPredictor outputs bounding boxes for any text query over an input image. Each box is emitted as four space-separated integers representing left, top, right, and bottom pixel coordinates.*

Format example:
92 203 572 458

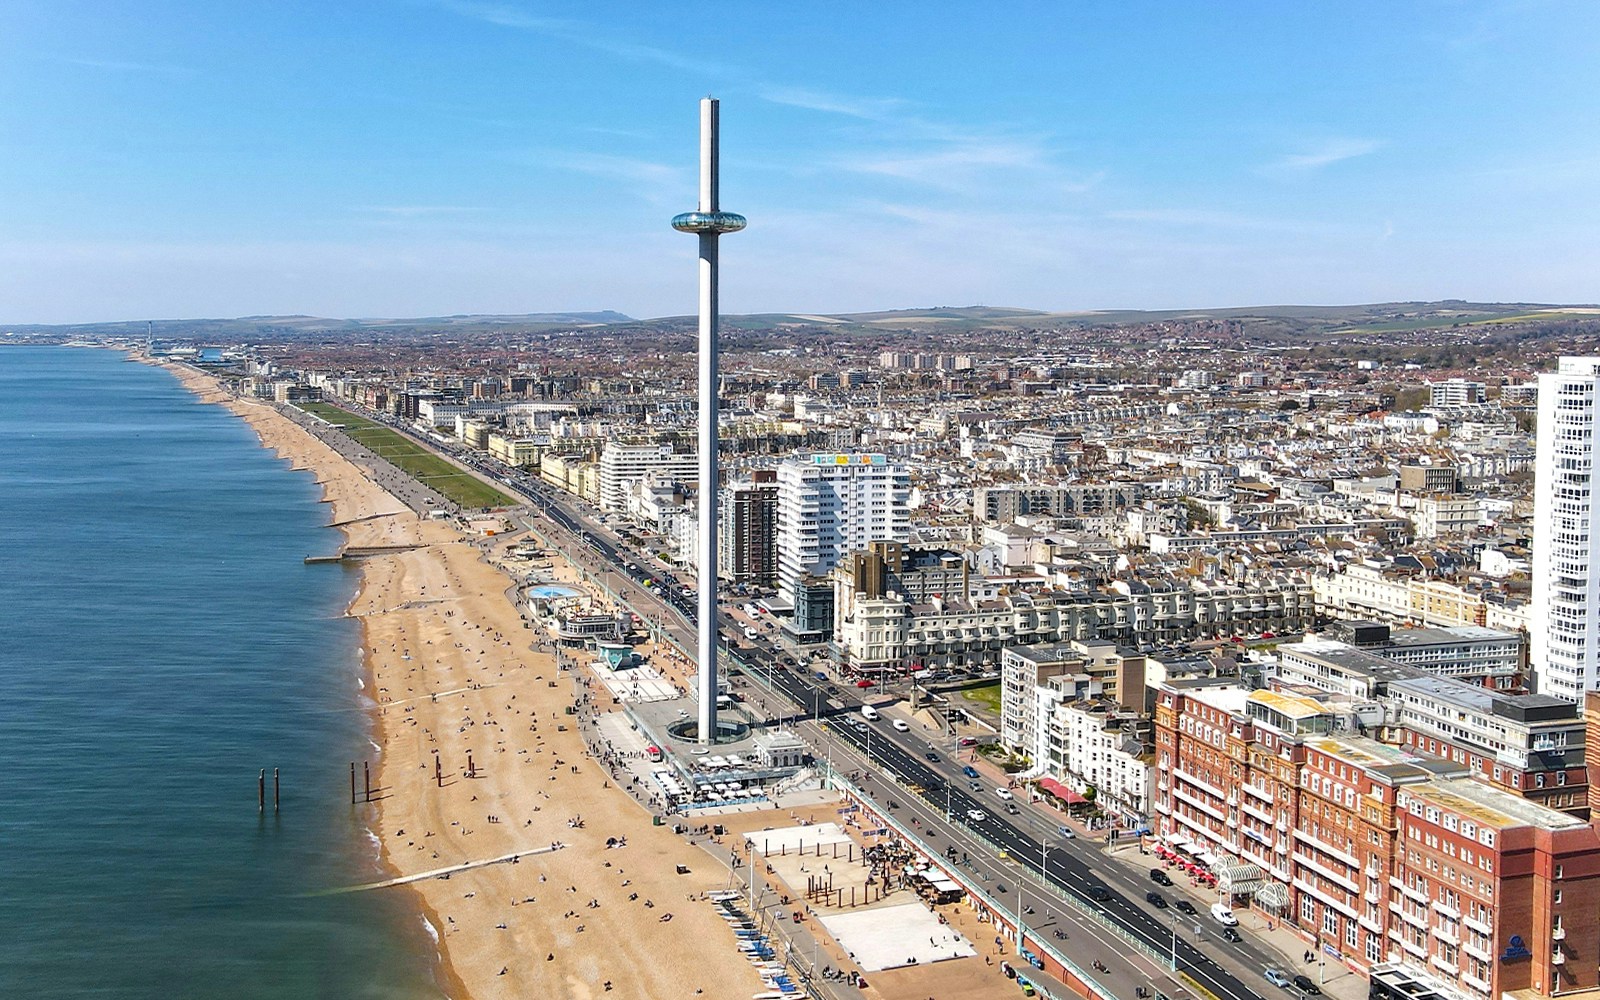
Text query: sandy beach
160 363 766 1000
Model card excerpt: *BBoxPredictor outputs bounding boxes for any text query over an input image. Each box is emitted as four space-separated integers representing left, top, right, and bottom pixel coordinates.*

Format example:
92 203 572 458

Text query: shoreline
151 359 768 1000
151 358 468 1000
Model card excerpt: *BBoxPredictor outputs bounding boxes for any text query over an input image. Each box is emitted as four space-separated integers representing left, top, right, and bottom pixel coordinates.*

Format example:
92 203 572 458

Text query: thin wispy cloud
1267 138 1380 172
438 1 725 75
524 151 682 207
358 206 487 217
59 56 192 76
435 1 576 32
760 86 905 122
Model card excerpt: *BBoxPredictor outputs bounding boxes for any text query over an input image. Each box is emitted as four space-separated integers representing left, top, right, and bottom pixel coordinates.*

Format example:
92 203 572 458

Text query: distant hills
4 301 1597 343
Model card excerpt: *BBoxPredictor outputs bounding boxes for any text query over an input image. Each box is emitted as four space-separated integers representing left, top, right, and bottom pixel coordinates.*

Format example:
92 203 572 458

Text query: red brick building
1154 679 1600 1000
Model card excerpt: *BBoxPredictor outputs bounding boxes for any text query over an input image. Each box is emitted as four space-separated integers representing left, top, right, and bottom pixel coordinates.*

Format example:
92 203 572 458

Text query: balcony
1242 782 1275 804
1552 950 1566 966
1553 926 1567 942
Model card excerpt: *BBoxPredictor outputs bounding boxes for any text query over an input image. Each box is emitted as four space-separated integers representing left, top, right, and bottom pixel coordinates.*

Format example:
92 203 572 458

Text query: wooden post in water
274 768 280 813
364 761 372 802
350 762 357 804
258 769 266 812
467 753 476 779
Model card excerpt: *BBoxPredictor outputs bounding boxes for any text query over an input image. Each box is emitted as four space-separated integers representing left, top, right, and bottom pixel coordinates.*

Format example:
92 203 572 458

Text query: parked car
855 679 875 688
1145 891 1167 908
958 737 978 747
1149 869 1173 886
1293 976 1321 995
1264 969 1292 989
1174 899 1197 915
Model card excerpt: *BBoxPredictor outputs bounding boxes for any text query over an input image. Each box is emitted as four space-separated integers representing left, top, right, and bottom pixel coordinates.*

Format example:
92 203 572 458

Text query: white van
861 705 880 721
1210 902 1238 926
743 626 759 641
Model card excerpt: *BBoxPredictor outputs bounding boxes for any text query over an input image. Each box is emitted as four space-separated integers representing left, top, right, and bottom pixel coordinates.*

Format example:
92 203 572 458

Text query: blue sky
2 1 1597 323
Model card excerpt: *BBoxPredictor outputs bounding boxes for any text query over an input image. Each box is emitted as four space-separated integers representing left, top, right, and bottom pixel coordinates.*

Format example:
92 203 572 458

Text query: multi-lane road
330 404 1280 1000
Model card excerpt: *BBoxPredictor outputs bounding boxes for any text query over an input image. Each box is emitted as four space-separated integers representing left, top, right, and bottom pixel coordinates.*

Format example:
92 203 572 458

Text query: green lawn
295 400 515 509
963 681 1003 714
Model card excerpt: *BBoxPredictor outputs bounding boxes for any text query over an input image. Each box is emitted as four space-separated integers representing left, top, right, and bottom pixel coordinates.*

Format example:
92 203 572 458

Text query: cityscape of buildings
116 319 1600 1000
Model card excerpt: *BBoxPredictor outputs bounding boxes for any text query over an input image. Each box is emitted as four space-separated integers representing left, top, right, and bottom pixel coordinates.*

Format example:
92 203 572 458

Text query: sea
0 346 444 1000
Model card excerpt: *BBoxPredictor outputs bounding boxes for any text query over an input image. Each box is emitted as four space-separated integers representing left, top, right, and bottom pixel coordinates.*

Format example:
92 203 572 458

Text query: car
1221 927 1242 943
1174 899 1197 915
1145 891 1167 909
994 787 1014 800
1004 803 1019 815
966 809 987 823
1293 977 1321 995
1264 969 1292 989
962 765 980 779
968 780 982 791
1087 885 1111 903
892 719 910 732
1149 869 1173 886
924 752 940 763
1210 902 1239 925
1059 828 1076 839
855 679 875 688
1154 992 1172 1000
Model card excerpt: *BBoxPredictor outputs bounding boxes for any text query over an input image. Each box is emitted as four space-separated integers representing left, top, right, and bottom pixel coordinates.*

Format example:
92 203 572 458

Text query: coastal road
307 405 1281 1000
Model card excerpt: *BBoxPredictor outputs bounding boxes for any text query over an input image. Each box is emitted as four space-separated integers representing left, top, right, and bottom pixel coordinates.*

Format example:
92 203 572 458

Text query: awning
1217 862 1264 894
1194 851 1218 867
1254 882 1290 910
1036 778 1087 804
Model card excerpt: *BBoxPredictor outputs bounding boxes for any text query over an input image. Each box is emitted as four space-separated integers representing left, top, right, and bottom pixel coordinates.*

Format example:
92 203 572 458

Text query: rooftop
1405 776 1588 831
1248 689 1329 720
1388 674 1576 723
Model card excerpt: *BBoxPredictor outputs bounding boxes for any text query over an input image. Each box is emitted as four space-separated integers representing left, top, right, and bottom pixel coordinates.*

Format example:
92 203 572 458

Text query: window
1324 911 1339 936
1556 864 1564 880
1301 896 1316 922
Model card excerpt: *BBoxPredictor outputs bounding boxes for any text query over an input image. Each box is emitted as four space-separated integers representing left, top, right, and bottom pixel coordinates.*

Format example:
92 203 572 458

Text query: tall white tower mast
673 98 745 743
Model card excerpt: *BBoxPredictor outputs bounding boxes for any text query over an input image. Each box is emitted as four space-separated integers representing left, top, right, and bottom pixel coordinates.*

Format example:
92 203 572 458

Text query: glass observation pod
671 211 748 234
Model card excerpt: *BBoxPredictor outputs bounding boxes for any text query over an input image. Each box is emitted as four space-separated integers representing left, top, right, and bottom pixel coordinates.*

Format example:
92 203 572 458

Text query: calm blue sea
0 346 443 1000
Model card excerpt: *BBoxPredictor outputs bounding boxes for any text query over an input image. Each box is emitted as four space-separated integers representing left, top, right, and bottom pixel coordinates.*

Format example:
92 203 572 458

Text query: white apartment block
1429 378 1487 408
598 442 697 513
1412 495 1481 538
1532 357 1600 702
1046 701 1151 825
776 453 909 601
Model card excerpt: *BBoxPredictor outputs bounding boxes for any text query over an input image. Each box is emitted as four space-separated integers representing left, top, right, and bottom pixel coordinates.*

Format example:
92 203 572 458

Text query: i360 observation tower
671 97 745 744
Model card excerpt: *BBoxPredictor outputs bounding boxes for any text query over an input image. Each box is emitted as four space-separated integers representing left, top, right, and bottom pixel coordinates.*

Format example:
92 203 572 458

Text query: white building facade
775 453 910 601
1532 357 1600 701
598 442 697 513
